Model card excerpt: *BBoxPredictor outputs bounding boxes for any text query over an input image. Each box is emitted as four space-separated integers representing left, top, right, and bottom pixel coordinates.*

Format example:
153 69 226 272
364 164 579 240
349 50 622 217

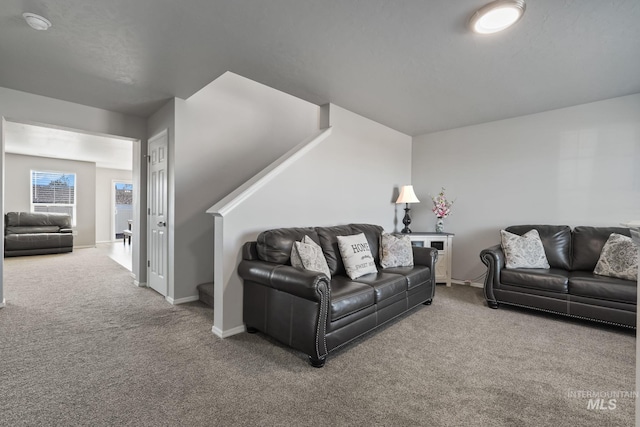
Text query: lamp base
401 205 412 234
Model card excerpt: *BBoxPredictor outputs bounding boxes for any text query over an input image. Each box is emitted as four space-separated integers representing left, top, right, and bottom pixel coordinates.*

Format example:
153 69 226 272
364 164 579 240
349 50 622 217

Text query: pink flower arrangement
432 188 454 219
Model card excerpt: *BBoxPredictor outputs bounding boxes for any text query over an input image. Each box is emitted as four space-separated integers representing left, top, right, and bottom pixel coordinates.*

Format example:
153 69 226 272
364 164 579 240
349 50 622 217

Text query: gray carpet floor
0 248 635 426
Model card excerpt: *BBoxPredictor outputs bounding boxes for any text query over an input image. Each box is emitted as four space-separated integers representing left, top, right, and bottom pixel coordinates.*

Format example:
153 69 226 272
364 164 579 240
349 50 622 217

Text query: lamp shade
396 185 420 204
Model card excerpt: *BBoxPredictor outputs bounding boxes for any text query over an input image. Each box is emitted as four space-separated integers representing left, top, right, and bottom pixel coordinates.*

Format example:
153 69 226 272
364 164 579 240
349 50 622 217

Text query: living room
3 121 136 252
0 1 638 425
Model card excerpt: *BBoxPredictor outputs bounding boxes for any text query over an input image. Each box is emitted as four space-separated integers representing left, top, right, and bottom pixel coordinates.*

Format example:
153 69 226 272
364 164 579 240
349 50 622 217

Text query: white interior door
147 130 168 296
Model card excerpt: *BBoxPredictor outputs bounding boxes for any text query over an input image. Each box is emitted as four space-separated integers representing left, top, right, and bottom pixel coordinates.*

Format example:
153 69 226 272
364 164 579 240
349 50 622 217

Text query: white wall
96 167 133 243
0 86 147 300
0 87 145 139
211 103 412 335
168 72 321 301
412 93 640 283
5 153 96 247
1 119 5 306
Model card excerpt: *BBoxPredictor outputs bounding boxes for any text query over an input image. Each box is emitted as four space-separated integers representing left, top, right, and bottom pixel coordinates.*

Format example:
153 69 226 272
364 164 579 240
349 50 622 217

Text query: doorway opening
1 118 143 304
106 180 134 271
114 181 134 241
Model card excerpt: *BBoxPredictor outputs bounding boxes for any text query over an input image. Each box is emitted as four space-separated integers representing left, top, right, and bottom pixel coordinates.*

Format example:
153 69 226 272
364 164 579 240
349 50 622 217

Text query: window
31 170 76 225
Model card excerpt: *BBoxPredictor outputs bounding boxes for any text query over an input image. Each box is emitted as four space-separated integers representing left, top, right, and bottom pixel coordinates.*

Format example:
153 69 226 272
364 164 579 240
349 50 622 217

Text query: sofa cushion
569 271 636 304
506 225 572 270
501 268 569 293
352 272 406 303
381 265 431 290
5 211 71 228
572 226 631 271
316 225 355 276
256 227 318 265
329 276 375 321
5 226 60 234
379 233 413 268
593 233 638 282
501 229 550 269
337 233 378 279
290 235 331 279
5 233 73 251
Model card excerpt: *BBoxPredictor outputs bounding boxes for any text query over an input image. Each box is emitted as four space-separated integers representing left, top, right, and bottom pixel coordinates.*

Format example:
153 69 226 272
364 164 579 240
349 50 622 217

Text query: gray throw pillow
594 233 638 281
379 232 413 268
290 235 331 279
500 229 550 269
337 233 378 280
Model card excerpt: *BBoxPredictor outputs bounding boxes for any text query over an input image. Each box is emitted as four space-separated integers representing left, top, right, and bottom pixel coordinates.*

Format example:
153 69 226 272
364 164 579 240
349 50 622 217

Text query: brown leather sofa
480 225 636 328
4 212 74 257
238 223 438 367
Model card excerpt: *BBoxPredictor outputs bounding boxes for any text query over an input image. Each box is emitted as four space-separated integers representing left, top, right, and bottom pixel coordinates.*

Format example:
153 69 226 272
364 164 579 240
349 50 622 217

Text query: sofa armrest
479 244 505 302
413 246 438 270
60 228 73 234
238 260 329 302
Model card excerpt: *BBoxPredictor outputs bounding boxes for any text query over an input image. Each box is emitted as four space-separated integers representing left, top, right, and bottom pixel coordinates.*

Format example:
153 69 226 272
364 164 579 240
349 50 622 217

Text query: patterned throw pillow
379 232 414 268
594 233 638 281
500 229 550 269
290 235 331 279
337 233 378 280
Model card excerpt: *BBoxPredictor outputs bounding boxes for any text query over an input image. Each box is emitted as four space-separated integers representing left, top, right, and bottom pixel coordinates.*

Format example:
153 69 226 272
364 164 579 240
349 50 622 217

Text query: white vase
436 218 444 233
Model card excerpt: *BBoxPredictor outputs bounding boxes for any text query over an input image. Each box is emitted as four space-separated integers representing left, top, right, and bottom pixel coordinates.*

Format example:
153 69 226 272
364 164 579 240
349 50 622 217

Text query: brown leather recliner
4 212 74 257
238 223 438 367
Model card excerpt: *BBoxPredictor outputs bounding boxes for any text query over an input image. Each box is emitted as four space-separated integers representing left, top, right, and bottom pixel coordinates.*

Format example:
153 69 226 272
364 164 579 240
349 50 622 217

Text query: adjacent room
3 121 137 269
0 1 638 426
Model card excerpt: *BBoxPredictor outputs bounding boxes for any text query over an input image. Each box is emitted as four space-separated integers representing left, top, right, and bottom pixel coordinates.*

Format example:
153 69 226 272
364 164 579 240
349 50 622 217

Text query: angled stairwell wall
148 72 321 303
207 104 412 337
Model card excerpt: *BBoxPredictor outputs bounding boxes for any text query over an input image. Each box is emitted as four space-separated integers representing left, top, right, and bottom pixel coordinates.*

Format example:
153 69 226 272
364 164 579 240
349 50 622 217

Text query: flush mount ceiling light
22 13 52 31
469 0 526 34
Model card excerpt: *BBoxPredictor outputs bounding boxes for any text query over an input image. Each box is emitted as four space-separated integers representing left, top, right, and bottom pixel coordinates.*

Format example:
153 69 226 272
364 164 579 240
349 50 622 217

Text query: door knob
157 221 166 227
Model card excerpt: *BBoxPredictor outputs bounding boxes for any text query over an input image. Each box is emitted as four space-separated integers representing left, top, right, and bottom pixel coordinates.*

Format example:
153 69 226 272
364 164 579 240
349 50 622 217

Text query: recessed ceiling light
22 13 52 31
469 0 526 34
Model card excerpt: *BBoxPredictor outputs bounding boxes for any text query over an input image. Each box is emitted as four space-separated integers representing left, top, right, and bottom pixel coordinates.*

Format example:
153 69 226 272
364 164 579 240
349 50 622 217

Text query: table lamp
396 185 420 233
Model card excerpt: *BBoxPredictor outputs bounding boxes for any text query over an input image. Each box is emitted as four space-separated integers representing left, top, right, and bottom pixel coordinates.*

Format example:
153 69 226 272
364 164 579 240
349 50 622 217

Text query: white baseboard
134 280 147 287
165 295 200 305
451 279 484 288
74 245 96 249
212 324 246 338
0 298 5 308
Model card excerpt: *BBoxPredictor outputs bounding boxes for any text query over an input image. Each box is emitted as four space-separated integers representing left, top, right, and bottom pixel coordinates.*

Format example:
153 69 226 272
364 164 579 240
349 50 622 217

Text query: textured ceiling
1 0 639 136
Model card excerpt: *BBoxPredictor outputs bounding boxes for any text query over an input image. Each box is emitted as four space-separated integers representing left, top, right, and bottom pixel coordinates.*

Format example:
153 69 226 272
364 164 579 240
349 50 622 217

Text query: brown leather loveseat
480 225 636 328
238 223 438 367
4 212 74 257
